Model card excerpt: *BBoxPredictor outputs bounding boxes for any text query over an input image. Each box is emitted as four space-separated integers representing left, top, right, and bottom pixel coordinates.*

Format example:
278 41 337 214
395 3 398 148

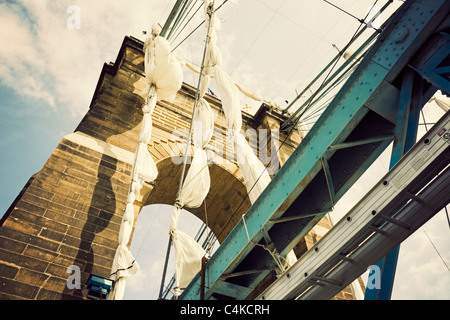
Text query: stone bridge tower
0 36 358 300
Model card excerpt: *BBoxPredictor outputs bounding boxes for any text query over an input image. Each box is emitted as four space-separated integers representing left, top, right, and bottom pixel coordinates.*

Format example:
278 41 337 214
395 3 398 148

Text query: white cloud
0 2 56 109
393 215 450 300
0 0 171 117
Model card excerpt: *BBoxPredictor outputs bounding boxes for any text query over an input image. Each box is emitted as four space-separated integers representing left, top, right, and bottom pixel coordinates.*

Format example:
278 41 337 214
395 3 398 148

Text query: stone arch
141 156 251 243
0 36 301 300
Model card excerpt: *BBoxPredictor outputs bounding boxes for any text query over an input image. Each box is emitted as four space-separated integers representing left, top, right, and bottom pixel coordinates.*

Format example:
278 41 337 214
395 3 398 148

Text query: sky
0 0 449 300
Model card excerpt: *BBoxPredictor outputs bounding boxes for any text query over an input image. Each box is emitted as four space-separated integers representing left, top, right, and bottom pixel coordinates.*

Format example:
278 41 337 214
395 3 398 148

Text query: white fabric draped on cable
203 0 298 270
429 90 450 113
169 16 216 295
169 99 214 297
108 26 183 300
201 0 272 205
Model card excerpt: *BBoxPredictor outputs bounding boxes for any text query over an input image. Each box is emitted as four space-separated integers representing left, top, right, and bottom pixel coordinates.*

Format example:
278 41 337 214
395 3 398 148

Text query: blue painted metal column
365 68 422 300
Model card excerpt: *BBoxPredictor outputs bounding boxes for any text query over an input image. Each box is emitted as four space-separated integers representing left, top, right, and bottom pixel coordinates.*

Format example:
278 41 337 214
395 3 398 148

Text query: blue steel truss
178 0 450 300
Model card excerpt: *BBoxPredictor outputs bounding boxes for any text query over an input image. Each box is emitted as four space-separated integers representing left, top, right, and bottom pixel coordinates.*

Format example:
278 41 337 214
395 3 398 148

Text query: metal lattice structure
177 0 450 300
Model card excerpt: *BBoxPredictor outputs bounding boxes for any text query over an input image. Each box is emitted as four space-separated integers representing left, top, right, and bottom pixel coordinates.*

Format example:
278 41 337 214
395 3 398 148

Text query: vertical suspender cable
161 0 185 38
171 0 229 52
167 0 192 41
158 1 216 299
283 0 389 122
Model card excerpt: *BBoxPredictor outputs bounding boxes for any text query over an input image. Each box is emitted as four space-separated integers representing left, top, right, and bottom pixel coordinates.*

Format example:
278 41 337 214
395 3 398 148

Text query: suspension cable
283 0 388 118
158 1 217 300
416 105 450 271
170 1 204 44
167 0 198 42
171 0 230 52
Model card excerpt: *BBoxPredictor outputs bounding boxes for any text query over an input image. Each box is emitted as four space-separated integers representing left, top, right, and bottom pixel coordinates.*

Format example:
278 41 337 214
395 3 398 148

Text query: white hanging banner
134 142 158 183
235 83 263 102
234 132 272 204
179 148 210 209
193 98 215 149
108 198 140 300
169 205 206 298
169 104 213 297
429 90 450 112
205 0 299 273
109 25 183 300
143 27 184 101
201 0 270 204
214 66 243 131
168 3 221 297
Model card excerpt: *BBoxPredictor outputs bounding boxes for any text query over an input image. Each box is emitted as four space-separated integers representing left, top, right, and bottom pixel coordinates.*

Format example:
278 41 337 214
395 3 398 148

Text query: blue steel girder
366 7 450 301
410 30 450 95
364 67 420 301
180 0 450 300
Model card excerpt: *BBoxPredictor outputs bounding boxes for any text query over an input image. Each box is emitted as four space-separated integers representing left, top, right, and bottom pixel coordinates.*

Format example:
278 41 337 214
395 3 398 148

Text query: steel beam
179 0 450 300
267 165 450 300
365 68 423 300
410 31 450 95
257 111 450 300
327 134 395 151
365 68 415 300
